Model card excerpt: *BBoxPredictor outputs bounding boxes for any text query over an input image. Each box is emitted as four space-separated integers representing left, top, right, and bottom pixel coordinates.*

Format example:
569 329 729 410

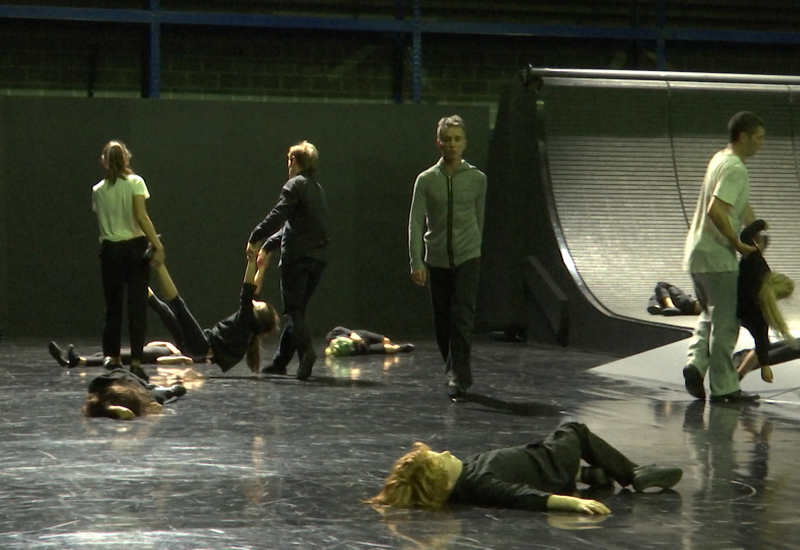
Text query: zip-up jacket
408 159 487 272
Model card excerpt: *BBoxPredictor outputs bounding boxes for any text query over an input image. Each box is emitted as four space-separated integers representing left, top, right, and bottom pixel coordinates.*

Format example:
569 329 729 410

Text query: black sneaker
683 365 706 400
67 345 81 368
631 464 683 491
709 390 759 404
102 356 122 371
48 342 68 366
447 381 467 401
163 384 186 400
296 351 316 381
260 362 288 375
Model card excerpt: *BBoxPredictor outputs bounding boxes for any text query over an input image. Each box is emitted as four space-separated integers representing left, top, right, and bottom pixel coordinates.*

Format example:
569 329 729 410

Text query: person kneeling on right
368 422 682 514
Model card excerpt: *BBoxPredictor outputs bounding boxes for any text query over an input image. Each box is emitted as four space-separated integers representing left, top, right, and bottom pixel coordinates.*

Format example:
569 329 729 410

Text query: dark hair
728 112 765 143
101 140 134 184
82 380 152 418
288 141 319 177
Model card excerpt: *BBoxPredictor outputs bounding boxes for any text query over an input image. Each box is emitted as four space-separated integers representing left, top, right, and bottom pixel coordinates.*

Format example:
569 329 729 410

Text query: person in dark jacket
247 141 329 381
735 219 796 383
82 368 186 420
324 326 415 357
368 422 682 514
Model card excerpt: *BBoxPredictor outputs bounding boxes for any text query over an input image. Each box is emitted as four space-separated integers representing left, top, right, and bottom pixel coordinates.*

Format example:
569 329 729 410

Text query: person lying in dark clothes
324 326 415 357
82 367 186 420
50 340 194 369
647 282 702 316
368 422 682 514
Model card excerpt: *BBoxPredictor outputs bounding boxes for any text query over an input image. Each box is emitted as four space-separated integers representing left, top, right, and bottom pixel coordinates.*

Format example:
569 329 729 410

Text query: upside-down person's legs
147 290 184 349
126 241 150 366
152 264 210 358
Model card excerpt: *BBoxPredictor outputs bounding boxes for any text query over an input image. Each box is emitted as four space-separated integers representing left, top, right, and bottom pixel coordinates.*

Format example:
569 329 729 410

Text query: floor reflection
3 338 800 548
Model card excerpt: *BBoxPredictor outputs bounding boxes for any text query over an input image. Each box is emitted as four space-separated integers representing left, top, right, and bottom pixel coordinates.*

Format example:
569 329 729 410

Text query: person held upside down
51 258 279 380
143 257 281 376
324 327 415 357
367 422 682 514
735 219 797 383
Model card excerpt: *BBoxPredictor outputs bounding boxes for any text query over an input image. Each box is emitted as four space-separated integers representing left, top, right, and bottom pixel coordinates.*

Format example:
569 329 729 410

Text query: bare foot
761 365 774 383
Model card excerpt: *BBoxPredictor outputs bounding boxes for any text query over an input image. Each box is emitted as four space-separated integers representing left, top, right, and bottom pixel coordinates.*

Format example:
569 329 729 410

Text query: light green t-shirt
683 150 750 273
92 174 150 243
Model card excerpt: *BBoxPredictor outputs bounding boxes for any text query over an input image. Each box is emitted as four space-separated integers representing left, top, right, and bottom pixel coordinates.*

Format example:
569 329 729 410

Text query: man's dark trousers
428 258 480 391
272 256 327 367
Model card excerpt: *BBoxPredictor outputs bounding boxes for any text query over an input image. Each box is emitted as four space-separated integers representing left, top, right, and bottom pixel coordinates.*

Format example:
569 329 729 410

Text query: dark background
0 98 489 339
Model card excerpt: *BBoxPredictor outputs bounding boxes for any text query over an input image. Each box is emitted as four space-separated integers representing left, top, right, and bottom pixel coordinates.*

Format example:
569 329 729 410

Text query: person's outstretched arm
547 495 611 515
132 195 165 267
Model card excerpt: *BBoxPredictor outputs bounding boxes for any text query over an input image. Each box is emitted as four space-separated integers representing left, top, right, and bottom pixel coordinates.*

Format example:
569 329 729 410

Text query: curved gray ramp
479 69 800 357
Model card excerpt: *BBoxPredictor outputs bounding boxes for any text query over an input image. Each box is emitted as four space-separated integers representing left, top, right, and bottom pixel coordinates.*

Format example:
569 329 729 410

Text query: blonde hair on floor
366 442 451 509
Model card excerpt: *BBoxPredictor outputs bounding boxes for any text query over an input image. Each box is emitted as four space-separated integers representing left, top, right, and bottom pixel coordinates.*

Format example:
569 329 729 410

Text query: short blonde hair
367 443 451 509
436 115 465 140
288 140 319 176
759 271 797 347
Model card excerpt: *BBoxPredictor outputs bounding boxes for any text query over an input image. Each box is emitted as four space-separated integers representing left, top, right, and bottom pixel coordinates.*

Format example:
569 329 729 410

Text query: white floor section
591 329 800 411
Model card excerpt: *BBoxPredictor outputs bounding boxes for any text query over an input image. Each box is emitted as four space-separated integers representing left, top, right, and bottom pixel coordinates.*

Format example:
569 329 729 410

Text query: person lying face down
324 327 415 357
82 368 186 421
368 422 682 514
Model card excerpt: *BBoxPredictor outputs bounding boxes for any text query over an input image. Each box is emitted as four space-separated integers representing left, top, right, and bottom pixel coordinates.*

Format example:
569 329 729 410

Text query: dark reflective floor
3 338 800 549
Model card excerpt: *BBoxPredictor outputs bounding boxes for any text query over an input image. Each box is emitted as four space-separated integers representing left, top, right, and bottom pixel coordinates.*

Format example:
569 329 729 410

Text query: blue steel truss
2 2 800 100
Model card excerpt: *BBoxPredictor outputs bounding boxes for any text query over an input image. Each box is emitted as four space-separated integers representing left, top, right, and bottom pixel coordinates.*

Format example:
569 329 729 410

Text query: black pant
273 256 326 367
542 422 638 492
428 258 481 390
99 237 149 362
147 293 210 360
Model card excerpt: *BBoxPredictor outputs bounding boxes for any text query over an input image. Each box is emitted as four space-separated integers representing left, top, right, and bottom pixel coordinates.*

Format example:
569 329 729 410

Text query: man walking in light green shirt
683 111 764 404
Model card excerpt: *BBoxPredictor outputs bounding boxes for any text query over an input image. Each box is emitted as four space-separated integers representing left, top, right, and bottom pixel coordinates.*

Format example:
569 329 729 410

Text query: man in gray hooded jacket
408 115 487 399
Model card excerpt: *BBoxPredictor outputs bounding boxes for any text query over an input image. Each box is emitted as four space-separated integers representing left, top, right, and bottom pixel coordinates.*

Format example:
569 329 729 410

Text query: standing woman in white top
92 140 164 379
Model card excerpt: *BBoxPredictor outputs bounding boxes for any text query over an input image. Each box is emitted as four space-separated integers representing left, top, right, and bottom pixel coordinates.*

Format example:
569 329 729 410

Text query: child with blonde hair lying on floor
367 422 682 514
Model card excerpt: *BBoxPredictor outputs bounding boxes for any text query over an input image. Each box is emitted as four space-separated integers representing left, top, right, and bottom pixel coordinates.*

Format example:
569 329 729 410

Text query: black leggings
99 237 149 361
147 293 211 361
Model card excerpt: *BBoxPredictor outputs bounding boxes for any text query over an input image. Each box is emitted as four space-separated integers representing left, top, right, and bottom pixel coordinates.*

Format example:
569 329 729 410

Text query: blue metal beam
146 0 161 99
2 4 800 45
